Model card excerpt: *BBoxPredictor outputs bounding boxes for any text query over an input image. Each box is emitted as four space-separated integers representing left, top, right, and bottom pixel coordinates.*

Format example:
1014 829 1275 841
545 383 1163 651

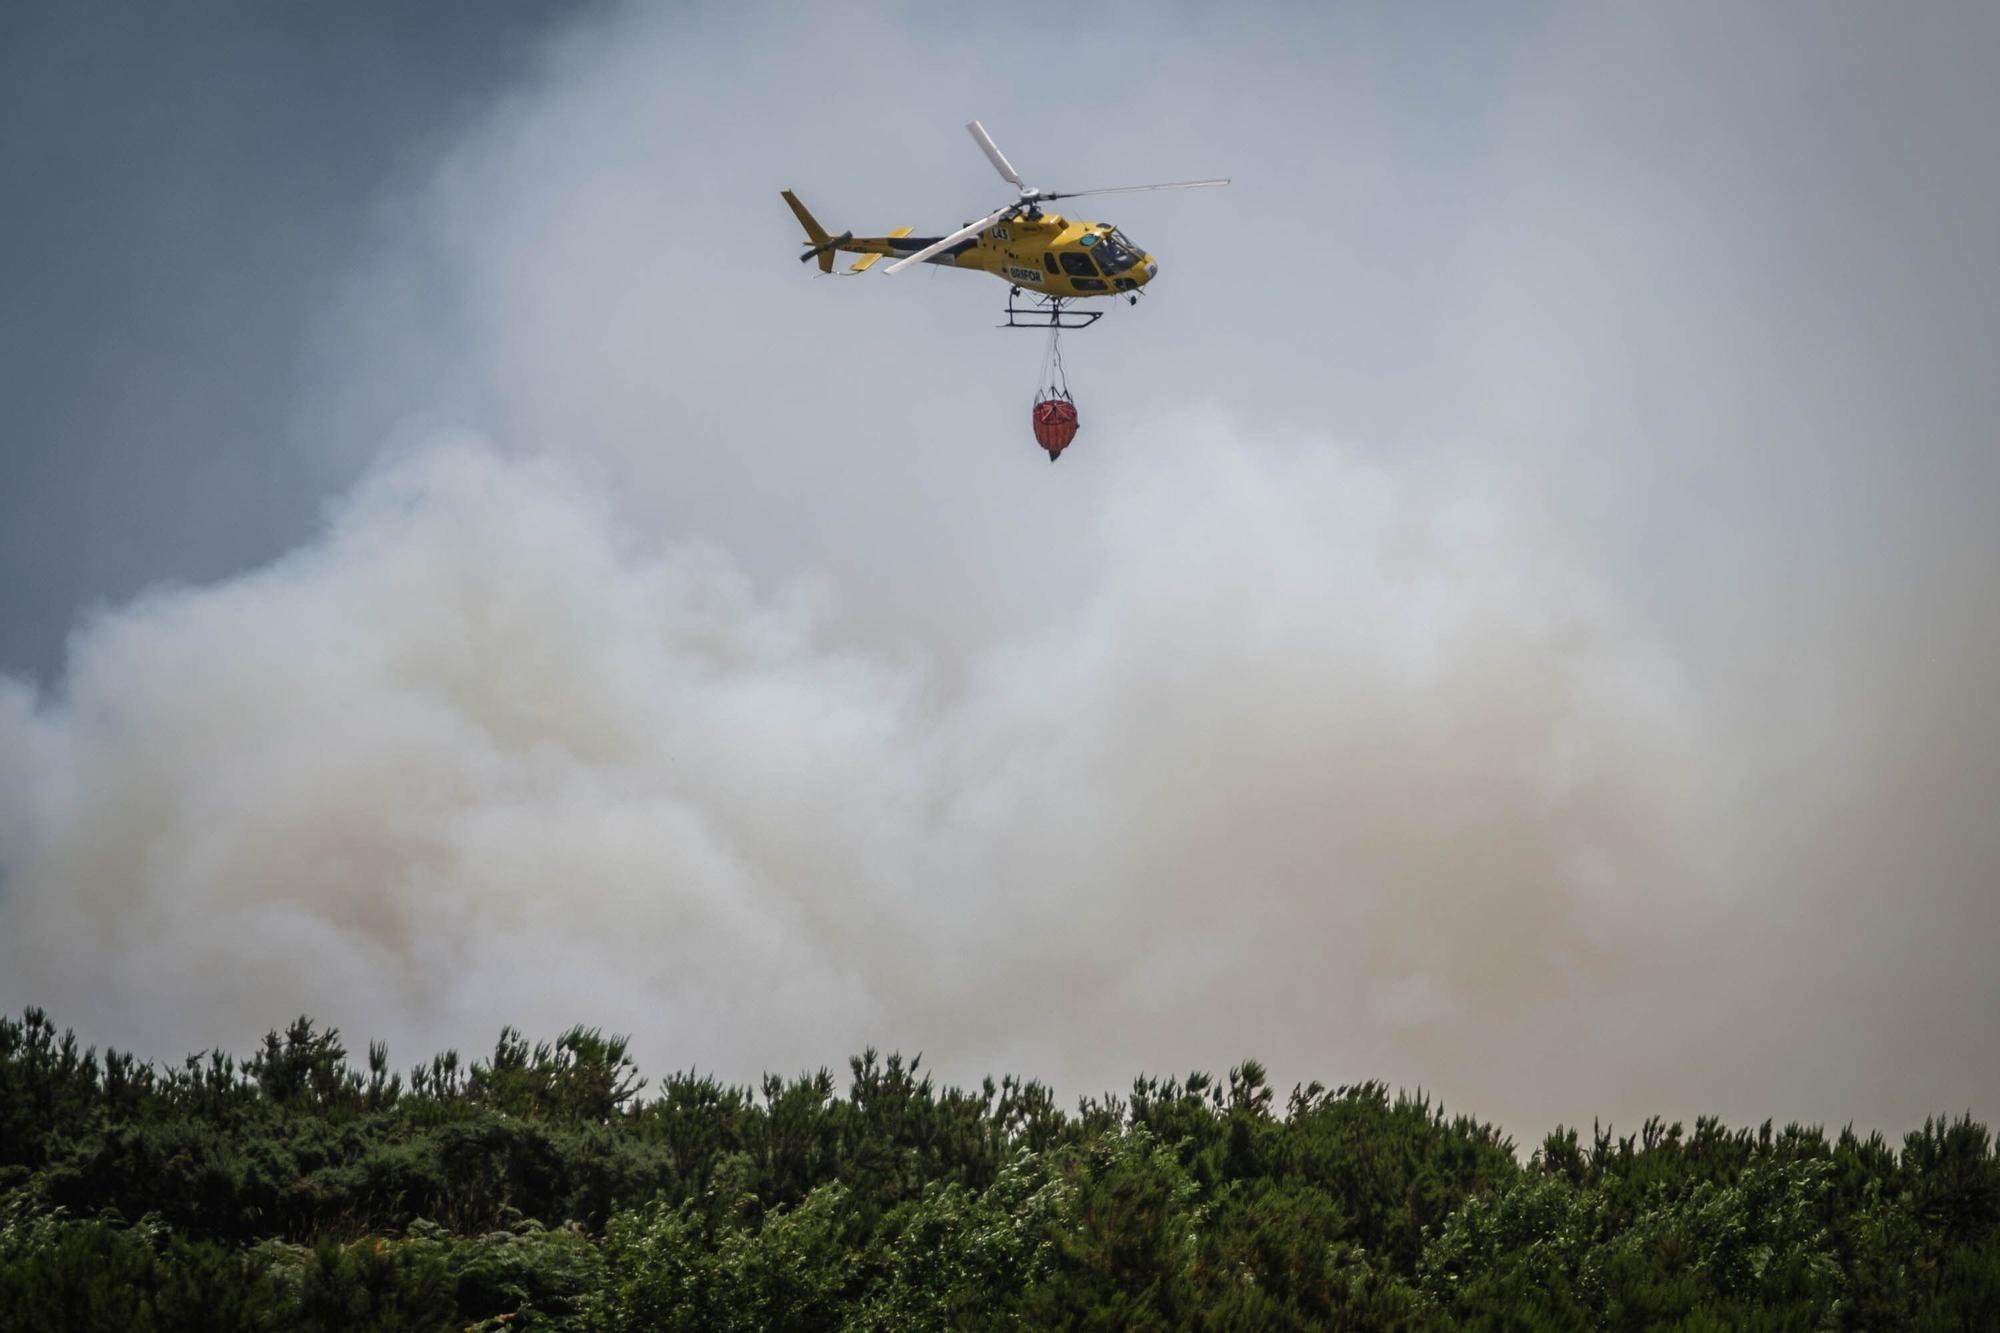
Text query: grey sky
3 1 1997 1142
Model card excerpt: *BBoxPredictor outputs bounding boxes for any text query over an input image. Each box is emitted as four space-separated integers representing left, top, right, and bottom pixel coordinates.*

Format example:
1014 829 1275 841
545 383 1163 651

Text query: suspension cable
1037 320 1071 400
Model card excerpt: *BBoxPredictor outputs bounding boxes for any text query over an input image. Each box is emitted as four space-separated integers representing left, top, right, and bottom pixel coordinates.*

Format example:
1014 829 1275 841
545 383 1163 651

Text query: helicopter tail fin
783 190 837 273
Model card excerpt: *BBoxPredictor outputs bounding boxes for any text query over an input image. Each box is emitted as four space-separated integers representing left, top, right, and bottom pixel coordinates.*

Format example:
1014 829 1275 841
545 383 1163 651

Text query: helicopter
783 121 1227 328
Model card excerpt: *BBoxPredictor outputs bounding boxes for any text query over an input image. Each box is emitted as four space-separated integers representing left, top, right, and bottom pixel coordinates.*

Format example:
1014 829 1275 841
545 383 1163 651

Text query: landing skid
1001 289 1104 330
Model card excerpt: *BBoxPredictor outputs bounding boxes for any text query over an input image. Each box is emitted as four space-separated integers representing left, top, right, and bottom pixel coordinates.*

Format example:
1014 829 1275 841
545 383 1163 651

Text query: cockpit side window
1059 250 1100 277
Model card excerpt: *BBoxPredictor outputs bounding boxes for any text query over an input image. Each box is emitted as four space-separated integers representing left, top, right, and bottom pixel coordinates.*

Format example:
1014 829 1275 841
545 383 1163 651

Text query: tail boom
783 192 925 274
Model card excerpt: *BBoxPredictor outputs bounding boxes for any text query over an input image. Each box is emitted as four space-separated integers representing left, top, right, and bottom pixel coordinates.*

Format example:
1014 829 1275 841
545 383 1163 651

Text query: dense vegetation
2 1007 1995 1329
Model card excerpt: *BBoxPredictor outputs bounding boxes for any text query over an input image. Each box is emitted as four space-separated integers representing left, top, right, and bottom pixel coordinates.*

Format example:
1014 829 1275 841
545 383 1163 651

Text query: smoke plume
5 2 1999 1139
0 424 1718 1135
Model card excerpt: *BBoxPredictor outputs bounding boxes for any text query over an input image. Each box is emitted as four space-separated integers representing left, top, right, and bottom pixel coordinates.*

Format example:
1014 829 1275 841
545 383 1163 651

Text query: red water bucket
1032 395 1079 461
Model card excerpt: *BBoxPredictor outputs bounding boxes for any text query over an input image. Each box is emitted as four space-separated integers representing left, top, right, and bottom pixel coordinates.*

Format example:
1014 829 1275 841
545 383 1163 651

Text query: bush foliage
2 1007 1994 1329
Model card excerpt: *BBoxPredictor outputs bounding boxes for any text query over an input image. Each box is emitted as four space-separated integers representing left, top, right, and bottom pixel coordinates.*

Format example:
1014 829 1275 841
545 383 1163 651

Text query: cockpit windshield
1093 228 1143 274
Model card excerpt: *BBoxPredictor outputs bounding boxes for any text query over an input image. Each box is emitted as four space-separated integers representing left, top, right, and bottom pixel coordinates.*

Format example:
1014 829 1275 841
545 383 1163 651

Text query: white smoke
6 1 1998 1141
0 420 1709 1134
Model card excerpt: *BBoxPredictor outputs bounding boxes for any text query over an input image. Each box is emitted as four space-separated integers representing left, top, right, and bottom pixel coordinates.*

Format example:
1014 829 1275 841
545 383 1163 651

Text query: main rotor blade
966 121 1026 190
1039 178 1231 201
882 205 1011 275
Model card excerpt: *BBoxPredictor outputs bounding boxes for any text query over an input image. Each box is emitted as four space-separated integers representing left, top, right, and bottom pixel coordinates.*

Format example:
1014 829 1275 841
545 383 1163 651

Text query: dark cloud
0 1 598 678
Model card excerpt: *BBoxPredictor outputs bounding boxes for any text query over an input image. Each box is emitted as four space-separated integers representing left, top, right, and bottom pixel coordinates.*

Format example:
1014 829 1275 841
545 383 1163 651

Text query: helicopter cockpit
1079 228 1145 275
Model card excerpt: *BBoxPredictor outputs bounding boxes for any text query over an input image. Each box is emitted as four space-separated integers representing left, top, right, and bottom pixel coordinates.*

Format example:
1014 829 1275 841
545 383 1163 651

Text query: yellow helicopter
783 121 1227 328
